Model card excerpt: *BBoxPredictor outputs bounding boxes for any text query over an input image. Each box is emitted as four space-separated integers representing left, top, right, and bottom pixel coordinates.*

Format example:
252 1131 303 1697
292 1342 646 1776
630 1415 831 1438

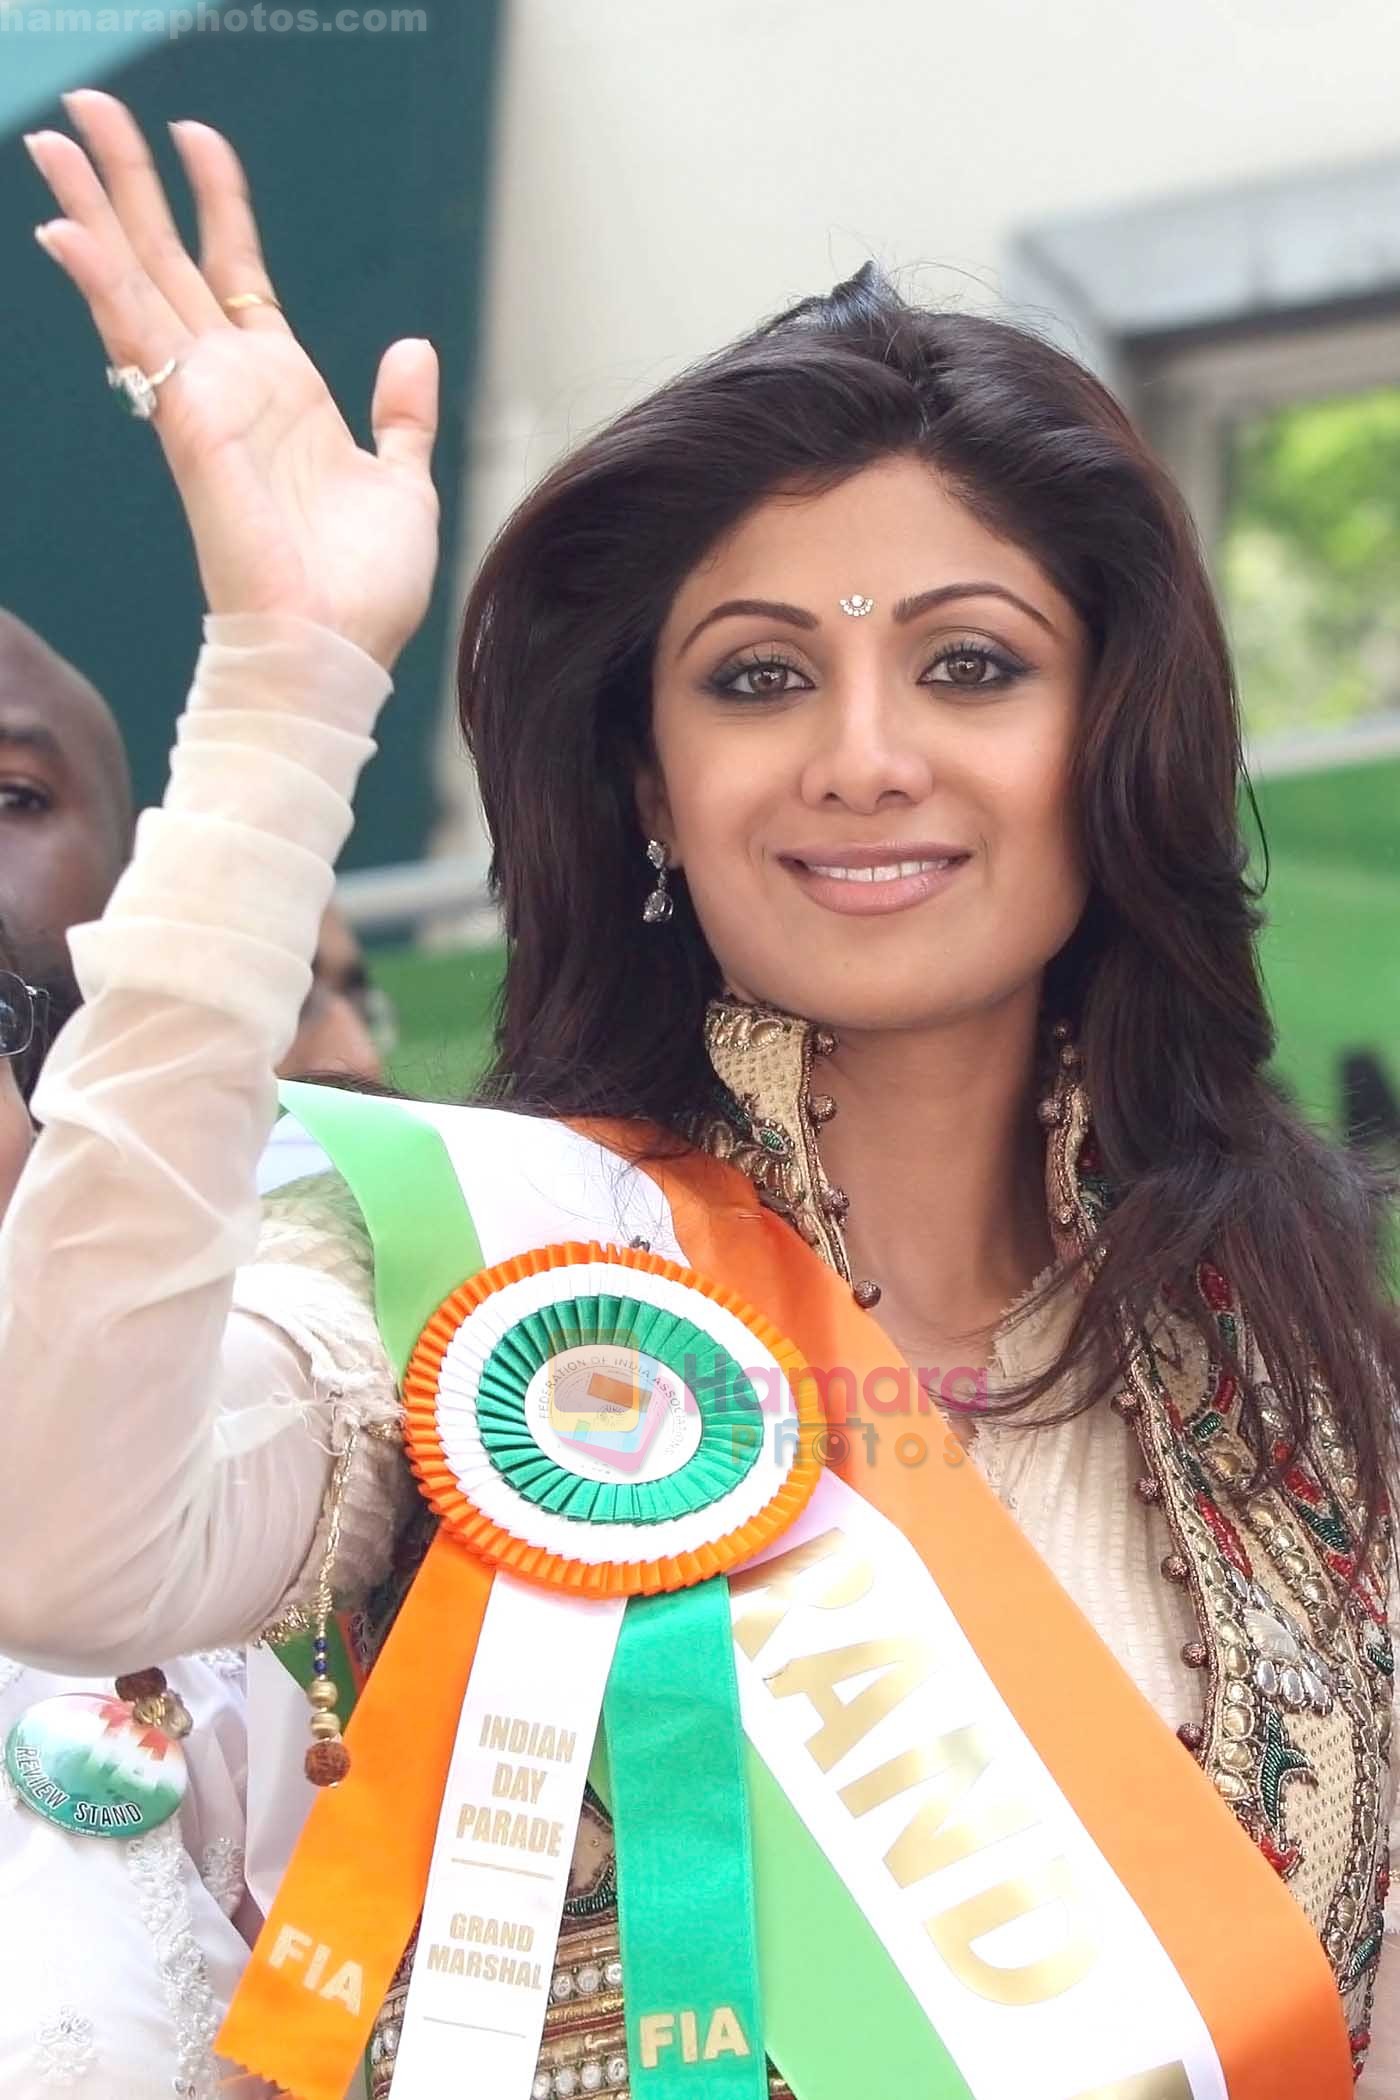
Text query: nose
796 675 936 815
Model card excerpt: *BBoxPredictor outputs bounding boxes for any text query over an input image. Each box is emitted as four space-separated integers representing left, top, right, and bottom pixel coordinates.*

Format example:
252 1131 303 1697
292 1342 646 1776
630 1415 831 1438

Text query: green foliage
1220 387 1400 737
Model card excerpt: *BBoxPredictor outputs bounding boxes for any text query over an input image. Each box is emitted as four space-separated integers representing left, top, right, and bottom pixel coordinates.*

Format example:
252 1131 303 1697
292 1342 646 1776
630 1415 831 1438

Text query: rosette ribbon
222 1086 823 2100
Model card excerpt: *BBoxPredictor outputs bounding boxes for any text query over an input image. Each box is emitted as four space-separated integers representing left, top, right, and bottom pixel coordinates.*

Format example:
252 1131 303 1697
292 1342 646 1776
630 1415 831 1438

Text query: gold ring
222 291 282 314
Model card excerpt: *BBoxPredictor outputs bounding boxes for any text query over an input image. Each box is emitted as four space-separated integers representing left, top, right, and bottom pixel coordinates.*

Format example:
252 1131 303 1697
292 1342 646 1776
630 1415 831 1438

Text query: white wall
433 0 1400 864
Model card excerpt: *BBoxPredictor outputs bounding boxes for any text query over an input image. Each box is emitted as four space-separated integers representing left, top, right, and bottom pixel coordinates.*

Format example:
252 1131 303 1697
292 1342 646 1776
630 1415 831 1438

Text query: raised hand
25 92 440 672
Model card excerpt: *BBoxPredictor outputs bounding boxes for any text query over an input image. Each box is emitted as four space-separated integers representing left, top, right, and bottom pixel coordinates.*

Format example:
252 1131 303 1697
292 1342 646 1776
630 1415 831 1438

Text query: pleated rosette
402 1239 824 1592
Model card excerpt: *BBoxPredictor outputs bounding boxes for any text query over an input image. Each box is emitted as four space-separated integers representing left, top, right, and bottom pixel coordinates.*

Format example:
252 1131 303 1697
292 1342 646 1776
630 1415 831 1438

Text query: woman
4 88 1398 2100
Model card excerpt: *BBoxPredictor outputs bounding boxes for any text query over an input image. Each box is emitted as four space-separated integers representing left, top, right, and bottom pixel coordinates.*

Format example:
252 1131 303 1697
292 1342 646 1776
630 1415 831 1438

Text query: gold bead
808 1093 838 1125
160 1694 194 1740
308 1678 340 1711
310 1712 344 1741
852 1279 882 1310
813 1028 837 1056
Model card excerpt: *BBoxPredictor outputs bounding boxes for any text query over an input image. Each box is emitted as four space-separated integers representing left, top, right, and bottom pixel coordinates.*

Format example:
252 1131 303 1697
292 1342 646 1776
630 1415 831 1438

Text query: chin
728 965 1016 1037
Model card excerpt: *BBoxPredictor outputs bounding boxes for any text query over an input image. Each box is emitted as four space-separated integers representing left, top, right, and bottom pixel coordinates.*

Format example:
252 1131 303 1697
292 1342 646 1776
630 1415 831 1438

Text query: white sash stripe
391 1577 625 2100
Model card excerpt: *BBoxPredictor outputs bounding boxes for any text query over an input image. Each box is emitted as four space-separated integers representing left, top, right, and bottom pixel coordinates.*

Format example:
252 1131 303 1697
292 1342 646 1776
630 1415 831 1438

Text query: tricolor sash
221 1088 1352 2100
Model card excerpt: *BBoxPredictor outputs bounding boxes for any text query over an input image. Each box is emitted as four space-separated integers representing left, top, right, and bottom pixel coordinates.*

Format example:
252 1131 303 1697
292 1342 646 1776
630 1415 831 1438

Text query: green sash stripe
277 1083 482 1375
590 1734 972 2100
604 1583 768 2100
270 1088 482 1732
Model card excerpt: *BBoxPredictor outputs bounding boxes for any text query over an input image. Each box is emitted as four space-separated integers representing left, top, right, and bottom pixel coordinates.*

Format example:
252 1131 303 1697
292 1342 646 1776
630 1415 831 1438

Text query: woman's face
645 456 1090 1035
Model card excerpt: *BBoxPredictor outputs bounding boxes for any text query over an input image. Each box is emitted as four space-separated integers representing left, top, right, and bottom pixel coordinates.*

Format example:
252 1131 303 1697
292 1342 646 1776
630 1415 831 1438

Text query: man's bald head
0 611 134 1000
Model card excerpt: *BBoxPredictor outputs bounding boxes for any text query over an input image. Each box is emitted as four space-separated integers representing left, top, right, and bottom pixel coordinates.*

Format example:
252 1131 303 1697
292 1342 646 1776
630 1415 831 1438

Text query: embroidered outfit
0 618 1394 2094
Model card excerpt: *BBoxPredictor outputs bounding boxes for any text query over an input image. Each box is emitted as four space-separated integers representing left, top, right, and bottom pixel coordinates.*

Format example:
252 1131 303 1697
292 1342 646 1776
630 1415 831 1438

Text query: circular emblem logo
524 1343 703 1486
403 1242 823 1595
5 1693 188 1840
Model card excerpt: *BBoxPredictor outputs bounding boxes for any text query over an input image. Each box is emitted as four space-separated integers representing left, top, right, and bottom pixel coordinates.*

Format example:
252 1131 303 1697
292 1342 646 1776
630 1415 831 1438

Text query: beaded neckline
696 995 1079 1314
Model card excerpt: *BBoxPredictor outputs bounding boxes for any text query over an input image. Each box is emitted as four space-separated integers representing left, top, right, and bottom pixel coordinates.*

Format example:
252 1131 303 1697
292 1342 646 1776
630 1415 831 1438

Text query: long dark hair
457 264 1399 1544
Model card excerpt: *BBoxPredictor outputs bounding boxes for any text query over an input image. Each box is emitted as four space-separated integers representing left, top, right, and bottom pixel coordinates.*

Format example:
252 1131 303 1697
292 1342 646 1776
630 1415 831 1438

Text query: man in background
0 608 387 1089
0 609 134 1037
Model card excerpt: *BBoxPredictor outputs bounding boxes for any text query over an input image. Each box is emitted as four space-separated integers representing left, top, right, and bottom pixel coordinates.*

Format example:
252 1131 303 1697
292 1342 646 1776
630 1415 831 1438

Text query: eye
706 650 815 701
0 782 51 814
921 639 1026 692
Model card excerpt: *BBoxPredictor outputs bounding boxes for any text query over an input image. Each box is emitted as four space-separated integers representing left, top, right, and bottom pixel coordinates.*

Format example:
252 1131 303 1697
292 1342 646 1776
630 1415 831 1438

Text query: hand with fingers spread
25 90 439 673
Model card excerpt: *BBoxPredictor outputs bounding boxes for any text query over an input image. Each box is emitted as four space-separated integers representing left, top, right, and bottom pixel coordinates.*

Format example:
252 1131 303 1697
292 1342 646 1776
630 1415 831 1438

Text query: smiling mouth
780 848 972 916
799 856 963 884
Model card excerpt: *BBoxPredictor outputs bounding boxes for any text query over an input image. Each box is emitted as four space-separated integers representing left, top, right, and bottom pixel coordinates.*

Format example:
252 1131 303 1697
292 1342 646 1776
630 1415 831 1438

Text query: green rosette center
475 1292 765 1523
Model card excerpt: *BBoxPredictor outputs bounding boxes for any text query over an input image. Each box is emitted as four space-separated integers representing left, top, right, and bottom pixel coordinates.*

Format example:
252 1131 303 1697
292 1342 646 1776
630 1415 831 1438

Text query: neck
814 995 1054 1346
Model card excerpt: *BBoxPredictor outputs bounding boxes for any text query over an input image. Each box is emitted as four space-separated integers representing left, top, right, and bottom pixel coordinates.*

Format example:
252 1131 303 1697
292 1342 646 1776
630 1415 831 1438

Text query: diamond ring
105 356 180 421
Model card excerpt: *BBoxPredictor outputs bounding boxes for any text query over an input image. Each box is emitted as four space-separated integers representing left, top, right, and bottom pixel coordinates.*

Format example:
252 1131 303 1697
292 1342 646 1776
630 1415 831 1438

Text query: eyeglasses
0 971 43 1063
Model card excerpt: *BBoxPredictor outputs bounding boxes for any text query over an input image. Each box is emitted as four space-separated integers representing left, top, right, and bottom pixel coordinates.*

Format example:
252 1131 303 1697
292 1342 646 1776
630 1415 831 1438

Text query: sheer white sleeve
0 614 406 1673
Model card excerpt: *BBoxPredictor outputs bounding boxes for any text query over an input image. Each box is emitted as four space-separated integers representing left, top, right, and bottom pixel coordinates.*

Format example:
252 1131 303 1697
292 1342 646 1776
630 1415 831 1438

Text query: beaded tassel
303 1426 358 1788
305 1629 350 1788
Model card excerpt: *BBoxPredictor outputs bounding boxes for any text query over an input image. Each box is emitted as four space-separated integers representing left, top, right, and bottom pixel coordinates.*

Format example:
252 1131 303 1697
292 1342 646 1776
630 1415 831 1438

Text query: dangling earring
643 838 674 924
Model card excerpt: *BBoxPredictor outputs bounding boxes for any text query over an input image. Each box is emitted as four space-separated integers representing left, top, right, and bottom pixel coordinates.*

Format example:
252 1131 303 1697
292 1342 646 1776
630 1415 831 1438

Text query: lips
780 845 972 918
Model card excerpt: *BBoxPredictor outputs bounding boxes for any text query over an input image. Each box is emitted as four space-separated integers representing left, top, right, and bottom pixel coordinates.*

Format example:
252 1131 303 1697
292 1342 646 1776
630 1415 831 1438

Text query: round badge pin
5 1692 188 1839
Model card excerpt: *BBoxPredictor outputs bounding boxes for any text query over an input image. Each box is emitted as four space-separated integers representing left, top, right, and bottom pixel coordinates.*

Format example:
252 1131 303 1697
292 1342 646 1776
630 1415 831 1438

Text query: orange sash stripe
619 1129 1354 2100
219 1535 494 2095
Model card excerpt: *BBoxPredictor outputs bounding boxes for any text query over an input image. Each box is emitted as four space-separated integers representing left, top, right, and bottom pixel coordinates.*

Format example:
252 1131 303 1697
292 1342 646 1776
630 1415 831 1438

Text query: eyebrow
893 583 1059 636
0 720 65 763
678 599 818 657
678 581 1058 657
314 957 372 995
